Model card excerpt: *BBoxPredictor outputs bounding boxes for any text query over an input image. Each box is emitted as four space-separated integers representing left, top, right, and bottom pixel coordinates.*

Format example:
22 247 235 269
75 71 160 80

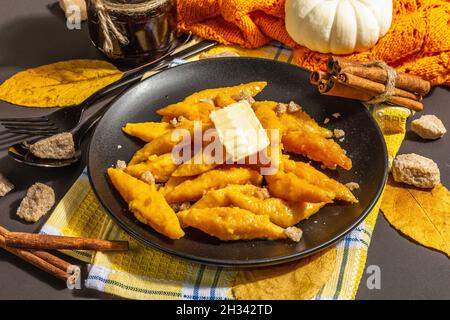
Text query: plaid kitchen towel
41 43 410 300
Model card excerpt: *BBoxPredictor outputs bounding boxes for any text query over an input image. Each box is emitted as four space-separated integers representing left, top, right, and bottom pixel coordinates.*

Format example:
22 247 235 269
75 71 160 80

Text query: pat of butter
209 100 269 162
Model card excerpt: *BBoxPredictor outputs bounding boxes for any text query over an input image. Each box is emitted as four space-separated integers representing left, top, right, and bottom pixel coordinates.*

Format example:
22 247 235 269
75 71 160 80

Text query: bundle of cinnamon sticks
310 56 431 111
0 226 128 284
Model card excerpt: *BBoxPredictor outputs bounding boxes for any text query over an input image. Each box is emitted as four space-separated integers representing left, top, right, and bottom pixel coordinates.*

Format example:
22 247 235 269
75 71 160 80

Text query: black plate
88 58 388 267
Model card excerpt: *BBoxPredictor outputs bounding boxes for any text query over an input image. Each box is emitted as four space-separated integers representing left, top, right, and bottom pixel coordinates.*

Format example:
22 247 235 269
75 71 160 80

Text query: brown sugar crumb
232 90 255 105
169 116 186 128
169 117 180 128
285 226 303 242
141 171 155 185
255 187 270 200
179 202 191 211
170 202 191 212
199 51 240 59
275 103 288 116
29 132 75 160
287 101 301 113
332 113 341 118
323 117 330 124
116 160 127 171
345 182 360 191
411 115 446 140
198 98 216 105
392 153 440 189
0 174 14 197
16 183 55 223
170 203 181 212
333 129 345 139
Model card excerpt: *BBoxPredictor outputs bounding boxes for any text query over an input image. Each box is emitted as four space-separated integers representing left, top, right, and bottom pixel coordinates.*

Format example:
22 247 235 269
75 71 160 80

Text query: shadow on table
0 246 121 298
0 251 69 291
0 149 85 202
0 13 101 69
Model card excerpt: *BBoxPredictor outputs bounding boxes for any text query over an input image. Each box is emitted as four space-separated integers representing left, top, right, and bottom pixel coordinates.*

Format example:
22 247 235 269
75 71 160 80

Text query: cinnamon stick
319 76 423 111
30 250 76 272
328 56 431 95
327 56 364 74
0 234 72 282
318 79 332 93
0 226 80 283
337 72 421 101
387 96 423 112
5 232 129 252
319 77 372 101
310 71 328 85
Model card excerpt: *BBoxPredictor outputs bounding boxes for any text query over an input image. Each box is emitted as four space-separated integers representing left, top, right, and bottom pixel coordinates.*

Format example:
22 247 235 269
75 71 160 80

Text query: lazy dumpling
107 168 185 240
177 207 286 241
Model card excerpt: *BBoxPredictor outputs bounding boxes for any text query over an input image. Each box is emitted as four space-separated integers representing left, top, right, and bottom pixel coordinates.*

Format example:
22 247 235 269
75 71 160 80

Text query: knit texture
177 0 450 86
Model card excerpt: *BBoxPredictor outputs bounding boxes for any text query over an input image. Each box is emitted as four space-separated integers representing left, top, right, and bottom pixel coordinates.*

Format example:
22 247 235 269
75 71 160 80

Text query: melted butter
209 100 269 162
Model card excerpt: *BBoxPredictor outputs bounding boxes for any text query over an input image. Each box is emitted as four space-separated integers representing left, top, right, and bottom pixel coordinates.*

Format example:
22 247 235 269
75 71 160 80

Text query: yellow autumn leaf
381 180 450 257
0 59 123 107
232 246 337 300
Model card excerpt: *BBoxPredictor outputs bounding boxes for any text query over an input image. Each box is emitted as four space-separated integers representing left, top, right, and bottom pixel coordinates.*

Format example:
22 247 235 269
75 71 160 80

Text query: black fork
0 36 217 137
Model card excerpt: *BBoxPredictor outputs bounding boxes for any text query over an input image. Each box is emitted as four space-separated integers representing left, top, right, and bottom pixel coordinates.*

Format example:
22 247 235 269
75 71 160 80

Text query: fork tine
0 134 30 149
4 128 59 134
1 120 51 126
0 116 49 123
5 129 59 136
1 121 54 129
0 131 28 141
3 123 57 130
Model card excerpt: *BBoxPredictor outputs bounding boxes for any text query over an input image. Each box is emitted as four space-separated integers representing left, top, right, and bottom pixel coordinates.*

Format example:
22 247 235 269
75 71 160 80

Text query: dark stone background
0 0 448 299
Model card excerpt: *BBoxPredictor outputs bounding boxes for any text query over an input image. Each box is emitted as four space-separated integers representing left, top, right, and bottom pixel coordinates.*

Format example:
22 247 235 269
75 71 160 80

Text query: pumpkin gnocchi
177 207 286 241
109 82 356 242
107 168 184 239
122 122 172 142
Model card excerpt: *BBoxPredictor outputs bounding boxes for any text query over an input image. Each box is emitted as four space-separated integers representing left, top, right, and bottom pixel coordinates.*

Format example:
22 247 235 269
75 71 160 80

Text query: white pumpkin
285 0 392 54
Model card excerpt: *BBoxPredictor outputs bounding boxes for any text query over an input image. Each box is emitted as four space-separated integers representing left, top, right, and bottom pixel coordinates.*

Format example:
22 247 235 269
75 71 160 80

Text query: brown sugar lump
16 183 55 222
231 90 255 105
29 133 75 160
140 171 155 185
115 160 127 171
0 174 14 197
411 115 446 140
285 226 303 242
333 129 345 139
392 154 440 189
345 182 360 191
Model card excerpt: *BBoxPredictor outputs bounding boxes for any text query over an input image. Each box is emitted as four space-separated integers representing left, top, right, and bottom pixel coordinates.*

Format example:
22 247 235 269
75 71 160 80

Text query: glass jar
87 0 177 66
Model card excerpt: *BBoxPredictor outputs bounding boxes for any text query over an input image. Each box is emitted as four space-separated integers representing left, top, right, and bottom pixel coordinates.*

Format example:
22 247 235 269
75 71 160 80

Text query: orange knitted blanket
178 0 450 87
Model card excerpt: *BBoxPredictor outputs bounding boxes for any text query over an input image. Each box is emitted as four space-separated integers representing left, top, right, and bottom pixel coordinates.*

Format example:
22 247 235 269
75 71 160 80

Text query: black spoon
8 106 106 168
